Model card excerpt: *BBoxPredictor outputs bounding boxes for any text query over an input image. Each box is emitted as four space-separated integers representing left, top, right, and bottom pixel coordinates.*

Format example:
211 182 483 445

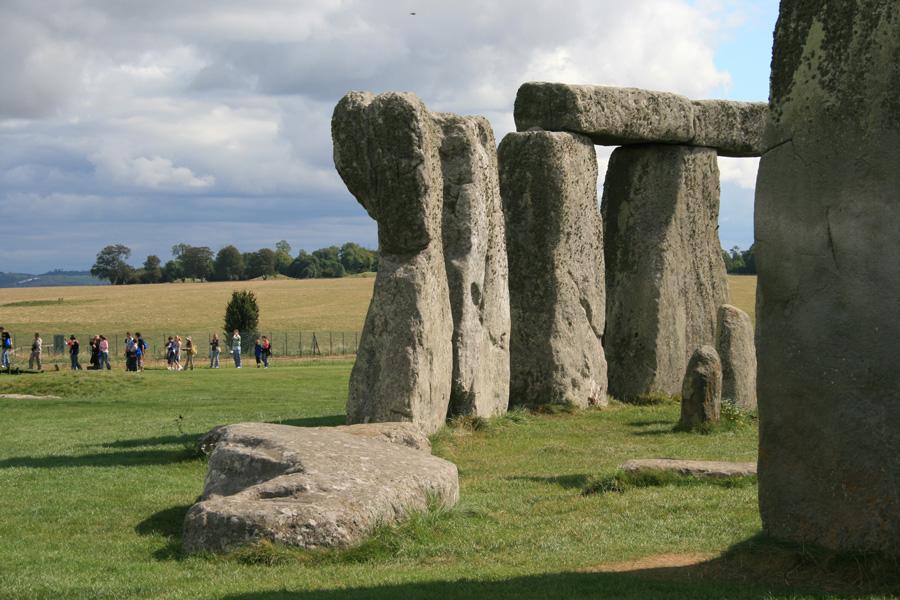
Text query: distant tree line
722 245 756 274
90 241 378 285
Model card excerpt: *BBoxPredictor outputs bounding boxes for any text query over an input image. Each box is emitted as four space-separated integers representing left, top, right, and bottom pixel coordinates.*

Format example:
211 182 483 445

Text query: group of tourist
0 327 275 371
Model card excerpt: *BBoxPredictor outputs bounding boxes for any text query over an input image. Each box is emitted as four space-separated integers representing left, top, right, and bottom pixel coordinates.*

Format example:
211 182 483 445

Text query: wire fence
0 330 361 369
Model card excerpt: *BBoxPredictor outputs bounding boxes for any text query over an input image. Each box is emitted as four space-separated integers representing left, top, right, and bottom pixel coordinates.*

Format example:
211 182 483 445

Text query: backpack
3 337 11 349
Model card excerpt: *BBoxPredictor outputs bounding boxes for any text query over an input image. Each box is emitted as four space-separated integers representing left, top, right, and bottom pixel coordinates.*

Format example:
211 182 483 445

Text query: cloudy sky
0 0 777 274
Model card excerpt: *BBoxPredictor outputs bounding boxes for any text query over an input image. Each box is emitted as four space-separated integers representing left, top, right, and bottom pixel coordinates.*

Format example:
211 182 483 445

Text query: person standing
261 335 271 369
29 332 42 371
89 336 100 370
1 329 12 370
98 335 110 370
68 335 81 370
231 329 242 368
209 334 221 368
174 336 183 371
184 336 195 370
136 333 147 372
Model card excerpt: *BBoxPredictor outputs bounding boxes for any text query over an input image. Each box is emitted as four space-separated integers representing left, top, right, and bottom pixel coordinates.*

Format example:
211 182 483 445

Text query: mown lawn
0 363 893 599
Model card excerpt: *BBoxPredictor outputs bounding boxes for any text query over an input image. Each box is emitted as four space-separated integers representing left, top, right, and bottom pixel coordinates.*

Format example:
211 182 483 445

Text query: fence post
299 331 303 357
329 332 333 356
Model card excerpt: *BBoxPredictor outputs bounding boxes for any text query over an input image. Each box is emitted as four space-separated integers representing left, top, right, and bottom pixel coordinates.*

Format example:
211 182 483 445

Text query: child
136 333 147 372
185 337 195 370
261 335 271 369
166 336 175 370
254 338 263 368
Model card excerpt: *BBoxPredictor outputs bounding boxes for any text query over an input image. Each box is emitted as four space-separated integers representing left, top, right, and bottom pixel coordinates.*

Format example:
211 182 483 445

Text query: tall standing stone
434 113 511 418
678 346 722 430
755 1 900 553
715 304 756 410
602 145 728 401
332 92 452 435
498 130 607 408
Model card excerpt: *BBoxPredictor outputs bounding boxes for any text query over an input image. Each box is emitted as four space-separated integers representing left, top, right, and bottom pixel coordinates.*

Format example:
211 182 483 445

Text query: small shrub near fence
1 330 361 367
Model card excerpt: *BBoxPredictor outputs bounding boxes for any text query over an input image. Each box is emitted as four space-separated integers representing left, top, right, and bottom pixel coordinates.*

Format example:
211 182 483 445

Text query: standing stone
715 304 756 410
332 92 452 435
434 113 511 418
602 145 728 401
755 1 900 553
678 346 722 430
498 130 607 408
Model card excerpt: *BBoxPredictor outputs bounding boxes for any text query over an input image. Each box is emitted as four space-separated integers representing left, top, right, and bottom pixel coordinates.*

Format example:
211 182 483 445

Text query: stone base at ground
183 423 459 554
621 459 756 478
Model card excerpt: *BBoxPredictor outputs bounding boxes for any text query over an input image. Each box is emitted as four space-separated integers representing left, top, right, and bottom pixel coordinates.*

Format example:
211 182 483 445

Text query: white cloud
718 156 759 190
0 0 763 272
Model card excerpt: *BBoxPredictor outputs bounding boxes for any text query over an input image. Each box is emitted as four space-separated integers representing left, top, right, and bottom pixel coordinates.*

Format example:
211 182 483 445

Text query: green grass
0 365 895 599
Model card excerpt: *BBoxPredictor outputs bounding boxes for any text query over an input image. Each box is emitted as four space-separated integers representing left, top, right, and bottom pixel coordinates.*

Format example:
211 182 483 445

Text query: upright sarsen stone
602 145 728 401
755 1 900 553
716 304 756 410
498 131 607 408
678 345 722 430
332 92 452 435
434 113 511 418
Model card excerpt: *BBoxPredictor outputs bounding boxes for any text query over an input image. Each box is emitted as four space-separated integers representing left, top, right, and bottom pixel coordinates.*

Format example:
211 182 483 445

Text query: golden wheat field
0 274 756 335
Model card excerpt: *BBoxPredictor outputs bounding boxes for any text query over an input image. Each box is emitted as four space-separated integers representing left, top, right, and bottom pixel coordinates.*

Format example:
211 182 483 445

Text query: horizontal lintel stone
514 82 767 157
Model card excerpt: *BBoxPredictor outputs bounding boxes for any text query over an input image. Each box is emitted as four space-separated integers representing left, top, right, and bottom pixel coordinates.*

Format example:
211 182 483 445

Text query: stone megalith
498 130 607 408
434 113 511 418
332 92 453 435
755 1 900 553
715 304 756 410
602 144 728 401
678 345 722 430
183 423 459 553
513 82 767 157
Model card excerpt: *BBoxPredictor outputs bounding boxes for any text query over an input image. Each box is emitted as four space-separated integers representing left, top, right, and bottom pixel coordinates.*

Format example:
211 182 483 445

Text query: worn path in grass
2 362 892 599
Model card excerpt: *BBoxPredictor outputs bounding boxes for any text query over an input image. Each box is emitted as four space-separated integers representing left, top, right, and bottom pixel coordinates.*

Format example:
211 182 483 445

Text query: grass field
1 364 896 599
0 275 756 336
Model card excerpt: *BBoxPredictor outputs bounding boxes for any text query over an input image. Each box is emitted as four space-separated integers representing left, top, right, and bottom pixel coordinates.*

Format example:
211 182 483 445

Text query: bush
224 290 260 348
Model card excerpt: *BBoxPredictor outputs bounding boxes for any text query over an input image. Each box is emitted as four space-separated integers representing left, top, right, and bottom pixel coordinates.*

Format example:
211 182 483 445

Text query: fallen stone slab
514 82 766 157
183 423 459 554
621 458 756 478
0 393 62 400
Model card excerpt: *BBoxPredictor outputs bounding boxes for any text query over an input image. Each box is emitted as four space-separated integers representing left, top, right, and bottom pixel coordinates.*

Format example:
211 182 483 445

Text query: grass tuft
583 469 757 496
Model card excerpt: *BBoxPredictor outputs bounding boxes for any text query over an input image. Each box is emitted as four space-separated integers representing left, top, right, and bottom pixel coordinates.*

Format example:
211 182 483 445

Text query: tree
340 242 376 273
90 244 133 285
246 248 277 279
170 243 190 260
180 246 214 280
274 241 293 276
213 245 244 281
313 246 345 278
141 255 162 283
224 290 260 350
161 260 183 282
287 251 320 279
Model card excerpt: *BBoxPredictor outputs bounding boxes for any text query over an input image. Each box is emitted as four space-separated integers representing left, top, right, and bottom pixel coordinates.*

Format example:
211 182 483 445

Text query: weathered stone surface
602 145 728 401
691 100 767 158
678 346 722 429
332 92 453 435
498 130 607 408
513 82 766 157
755 1 900 553
183 423 459 554
715 304 756 410
621 458 756 478
434 113 511 418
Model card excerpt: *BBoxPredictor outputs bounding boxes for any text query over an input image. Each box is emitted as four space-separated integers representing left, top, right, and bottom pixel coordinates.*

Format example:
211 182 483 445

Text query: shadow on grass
0 448 199 469
217 535 899 599
102 433 198 449
627 419 674 428
135 504 193 561
507 474 590 490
